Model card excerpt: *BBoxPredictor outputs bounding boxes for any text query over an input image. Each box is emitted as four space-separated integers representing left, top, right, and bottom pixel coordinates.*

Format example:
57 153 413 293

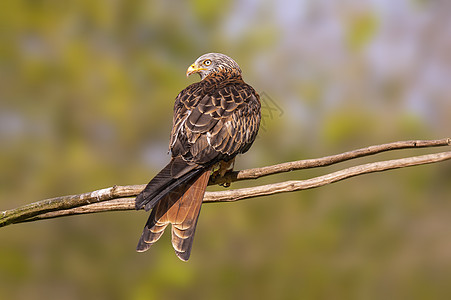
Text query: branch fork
1 138 450 227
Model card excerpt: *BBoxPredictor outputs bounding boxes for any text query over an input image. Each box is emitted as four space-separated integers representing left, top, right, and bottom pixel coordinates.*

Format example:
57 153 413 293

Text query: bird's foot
211 159 235 187
211 170 232 187
219 174 232 188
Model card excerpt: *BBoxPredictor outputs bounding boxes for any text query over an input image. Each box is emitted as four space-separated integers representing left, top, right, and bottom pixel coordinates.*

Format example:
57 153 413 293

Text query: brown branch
209 138 451 185
1 139 450 227
0 185 139 227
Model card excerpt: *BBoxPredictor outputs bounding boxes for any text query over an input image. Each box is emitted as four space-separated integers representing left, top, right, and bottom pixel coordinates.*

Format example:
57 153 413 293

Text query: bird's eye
203 59 211 66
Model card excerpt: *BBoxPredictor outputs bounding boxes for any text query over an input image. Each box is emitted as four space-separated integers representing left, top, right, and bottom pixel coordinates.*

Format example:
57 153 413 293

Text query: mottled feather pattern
170 70 261 163
136 53 261 261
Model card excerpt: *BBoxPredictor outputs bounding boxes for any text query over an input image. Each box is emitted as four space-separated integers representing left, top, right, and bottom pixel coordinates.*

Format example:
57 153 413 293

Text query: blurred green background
1 0 451 299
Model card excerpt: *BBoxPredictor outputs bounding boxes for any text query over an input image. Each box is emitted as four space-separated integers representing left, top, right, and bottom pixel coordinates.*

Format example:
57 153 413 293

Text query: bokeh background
1 0 451 299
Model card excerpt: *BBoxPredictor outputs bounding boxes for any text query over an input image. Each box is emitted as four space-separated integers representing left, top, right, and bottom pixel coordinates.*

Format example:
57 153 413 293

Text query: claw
221 181 231 188
211 158 235 187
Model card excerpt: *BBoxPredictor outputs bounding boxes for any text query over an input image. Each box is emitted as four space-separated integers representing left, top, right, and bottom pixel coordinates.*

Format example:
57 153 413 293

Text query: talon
221 181 231 188
213 158 235 187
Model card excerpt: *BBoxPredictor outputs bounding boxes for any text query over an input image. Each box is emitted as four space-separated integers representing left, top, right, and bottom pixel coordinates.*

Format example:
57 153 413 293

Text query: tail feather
135 157 199 211
136 170 211 261
143 168 203 212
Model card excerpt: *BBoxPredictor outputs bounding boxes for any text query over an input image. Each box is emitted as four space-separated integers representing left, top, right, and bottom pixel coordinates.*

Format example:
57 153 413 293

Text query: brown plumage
135 53 261 261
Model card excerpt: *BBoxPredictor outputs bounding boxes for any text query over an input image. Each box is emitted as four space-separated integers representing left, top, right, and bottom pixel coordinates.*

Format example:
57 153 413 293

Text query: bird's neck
202 69 243 85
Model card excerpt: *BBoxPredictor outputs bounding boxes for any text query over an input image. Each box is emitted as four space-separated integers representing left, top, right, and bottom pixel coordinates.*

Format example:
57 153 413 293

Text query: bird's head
186 53 242 80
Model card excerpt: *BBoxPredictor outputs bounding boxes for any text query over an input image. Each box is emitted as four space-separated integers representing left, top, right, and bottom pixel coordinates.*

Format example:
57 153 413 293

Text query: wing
169 80 261 165
135 157 202 211
136 74 261 261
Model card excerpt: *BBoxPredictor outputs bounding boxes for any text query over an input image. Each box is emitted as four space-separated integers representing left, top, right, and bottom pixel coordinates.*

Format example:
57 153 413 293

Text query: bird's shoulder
176 77 259 115
170 73 261 163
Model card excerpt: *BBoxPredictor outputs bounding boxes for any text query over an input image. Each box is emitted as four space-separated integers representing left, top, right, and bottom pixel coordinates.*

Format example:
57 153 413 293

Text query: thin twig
1 139 450 227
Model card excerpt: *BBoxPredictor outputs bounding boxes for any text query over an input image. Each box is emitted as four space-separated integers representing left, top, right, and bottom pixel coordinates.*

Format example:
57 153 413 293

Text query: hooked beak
186 63 206 77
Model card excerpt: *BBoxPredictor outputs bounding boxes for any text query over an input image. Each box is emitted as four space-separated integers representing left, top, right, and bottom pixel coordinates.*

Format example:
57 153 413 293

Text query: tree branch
208 138 451 185
1 139 450 227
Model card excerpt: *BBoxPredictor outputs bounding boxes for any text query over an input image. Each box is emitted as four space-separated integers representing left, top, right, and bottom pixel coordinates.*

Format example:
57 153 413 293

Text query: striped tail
136 169 211 261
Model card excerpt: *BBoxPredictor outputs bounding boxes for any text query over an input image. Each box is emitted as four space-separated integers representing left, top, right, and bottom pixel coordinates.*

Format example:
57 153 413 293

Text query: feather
135 53 261 261
135 157 199 211
136 170 211 261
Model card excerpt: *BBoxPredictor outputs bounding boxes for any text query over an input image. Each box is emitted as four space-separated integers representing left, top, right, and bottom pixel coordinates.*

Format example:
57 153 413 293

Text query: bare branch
1 139 450 227
205 151 451 202
209 138 451 185
19 150 451 223
0 186 139 227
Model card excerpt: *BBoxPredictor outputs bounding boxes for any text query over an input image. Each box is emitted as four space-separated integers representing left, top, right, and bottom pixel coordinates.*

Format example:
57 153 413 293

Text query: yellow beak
186 63 206 77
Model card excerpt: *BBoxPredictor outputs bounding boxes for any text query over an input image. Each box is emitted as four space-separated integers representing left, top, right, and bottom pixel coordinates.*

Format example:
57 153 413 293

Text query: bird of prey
135 53 261 261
